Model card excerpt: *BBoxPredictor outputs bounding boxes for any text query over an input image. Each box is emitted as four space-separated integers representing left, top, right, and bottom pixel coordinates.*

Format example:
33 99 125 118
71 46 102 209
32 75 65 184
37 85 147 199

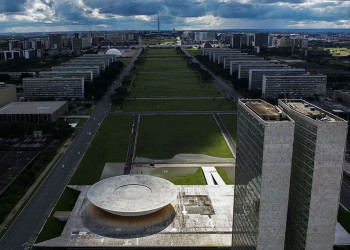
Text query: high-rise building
279 100 347 250
49 34 63 50
233 99 295 249
254 33 269 47
0 83 17 107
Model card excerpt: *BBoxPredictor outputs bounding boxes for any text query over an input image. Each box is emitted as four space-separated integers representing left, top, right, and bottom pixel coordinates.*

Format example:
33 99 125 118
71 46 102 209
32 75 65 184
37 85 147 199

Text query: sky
0 0 349 33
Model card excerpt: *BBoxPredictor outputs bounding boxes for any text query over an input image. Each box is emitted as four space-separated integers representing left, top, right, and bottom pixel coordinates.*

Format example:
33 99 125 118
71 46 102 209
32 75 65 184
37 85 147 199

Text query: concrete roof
35 184 234 248
0 101 67 115
87 175 177 216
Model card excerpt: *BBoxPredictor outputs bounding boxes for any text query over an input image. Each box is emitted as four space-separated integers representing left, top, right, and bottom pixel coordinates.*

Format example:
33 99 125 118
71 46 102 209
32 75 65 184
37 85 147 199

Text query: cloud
0 0 349 32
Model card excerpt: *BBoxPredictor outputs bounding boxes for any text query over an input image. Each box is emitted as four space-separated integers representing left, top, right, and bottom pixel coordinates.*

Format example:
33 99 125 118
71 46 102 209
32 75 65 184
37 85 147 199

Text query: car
78 152 81 155
62 165 65 169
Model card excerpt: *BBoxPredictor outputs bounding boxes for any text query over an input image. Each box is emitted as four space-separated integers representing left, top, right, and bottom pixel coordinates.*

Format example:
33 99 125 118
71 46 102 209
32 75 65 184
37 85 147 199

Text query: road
109 111 237 116
0 48 142 250
181 47 243 103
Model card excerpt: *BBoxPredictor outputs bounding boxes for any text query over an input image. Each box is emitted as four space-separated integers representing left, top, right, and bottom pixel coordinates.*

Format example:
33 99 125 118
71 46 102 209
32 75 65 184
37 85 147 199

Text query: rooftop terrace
243 100 290 122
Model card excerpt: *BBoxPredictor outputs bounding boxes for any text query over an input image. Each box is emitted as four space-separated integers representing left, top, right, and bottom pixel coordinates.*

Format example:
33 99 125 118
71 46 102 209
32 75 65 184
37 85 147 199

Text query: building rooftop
87 175 177 216
0 101 67 115
281 100 342 121
243 99 290 122
35 184 234 248
0 83 14 90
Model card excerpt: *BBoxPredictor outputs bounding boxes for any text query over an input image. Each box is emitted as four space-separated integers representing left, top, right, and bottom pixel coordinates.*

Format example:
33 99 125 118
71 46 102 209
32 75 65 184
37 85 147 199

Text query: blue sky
0 0 349 32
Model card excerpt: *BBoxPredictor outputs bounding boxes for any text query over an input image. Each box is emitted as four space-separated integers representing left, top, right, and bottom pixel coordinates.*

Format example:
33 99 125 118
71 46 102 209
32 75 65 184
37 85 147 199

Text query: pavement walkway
202 167 226 186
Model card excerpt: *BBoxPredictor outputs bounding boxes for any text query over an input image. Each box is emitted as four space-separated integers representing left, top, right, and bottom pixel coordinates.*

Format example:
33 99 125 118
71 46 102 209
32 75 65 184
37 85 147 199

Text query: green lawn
130 48 222 98
136 115 233 159
168 168 206 185
216 167 234 184
143 38 176 45
186 48 203 57
219 114 238 143
35 188 79 244
69 116 133 185
112 98 235 112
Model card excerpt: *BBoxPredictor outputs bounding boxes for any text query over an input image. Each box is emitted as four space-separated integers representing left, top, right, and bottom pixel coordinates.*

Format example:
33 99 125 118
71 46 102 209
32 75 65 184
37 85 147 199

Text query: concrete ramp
202 167 226 186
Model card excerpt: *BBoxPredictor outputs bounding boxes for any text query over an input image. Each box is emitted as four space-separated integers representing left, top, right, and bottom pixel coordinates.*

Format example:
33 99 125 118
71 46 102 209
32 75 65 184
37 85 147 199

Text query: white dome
106 49 122 56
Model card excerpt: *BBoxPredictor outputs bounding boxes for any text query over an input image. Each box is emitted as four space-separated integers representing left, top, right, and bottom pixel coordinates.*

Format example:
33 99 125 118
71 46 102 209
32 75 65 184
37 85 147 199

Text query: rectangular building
52 66 100 77
238 62 287 79
233 99 295 249
254 33 269 47
278 100 347 250
39 70 93 83
217 53 248 65
249 68 306 91
262 75 327 99
71 57 110 67
0 101 68 122
211 52 245 63
224 56 262 70
203 48 233 57
81 54 117 63
23 78 84 100
0 83 17 107
62 61 106 72
228 57 265 72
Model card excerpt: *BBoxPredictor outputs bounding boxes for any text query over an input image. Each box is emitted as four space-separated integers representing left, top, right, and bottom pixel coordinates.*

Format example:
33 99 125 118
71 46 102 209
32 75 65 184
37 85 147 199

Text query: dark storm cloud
0 0 26 13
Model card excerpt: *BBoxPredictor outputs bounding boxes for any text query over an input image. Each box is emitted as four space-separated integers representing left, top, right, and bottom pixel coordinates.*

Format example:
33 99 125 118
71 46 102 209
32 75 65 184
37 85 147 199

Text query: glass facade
283 112 317 250
232 104 265 249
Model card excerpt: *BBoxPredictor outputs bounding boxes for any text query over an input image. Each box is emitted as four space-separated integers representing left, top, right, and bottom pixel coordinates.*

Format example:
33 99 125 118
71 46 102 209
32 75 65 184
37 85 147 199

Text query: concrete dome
87 175 177 216
106 49 122 56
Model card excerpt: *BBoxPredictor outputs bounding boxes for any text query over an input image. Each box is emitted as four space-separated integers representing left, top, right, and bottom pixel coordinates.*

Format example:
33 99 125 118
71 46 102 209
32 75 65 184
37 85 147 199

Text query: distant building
238 62 288 79
249 68 306 91
24 49 36 59
254 33 269 47
262 75 327 99
333 90 350 106
23 78 84 100
0 83 17 107
39 71 93 84
233 99 295 249
52 66 100 78
0 101 68 123
62 60 106 72
49 34 63 50
279 100 347 250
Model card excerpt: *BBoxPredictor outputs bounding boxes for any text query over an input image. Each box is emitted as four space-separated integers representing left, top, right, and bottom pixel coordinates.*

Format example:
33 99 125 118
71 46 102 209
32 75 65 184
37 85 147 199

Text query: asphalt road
124 114 140 175
213 113 237 157
181 47 243 103
0 49 142 250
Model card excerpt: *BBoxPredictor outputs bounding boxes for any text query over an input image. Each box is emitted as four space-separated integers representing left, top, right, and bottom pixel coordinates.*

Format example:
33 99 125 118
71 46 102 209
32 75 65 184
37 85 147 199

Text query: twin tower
233 99 347 250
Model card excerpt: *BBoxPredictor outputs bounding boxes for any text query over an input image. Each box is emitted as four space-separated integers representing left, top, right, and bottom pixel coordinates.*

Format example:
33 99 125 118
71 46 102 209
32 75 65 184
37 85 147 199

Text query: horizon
0 0 349 33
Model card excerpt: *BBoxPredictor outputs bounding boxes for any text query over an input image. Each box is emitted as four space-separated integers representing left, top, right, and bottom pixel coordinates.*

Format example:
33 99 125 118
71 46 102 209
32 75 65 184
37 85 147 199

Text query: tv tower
158 12 160 31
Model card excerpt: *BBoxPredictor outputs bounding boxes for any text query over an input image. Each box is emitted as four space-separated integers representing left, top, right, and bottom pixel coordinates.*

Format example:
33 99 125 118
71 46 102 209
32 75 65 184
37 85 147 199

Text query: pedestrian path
201 166 226 186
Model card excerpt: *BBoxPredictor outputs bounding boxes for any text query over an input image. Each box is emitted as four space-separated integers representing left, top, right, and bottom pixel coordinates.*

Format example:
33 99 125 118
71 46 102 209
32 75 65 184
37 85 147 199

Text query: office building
238 62 287 78
49 34 62 50
224 56 262 70
333 90 350 106
231 34 253 49
217 53 248 65
52 66 100 77
249 68 306 91
254 33 269 47
278 100 347 250
0 101 68 123
262 75 327 99
228 57 265 72
233 99 295 249
212 52 245 64
0 83 17 107
62 61 106 71
72 57 110 67
39 71 93 84
81 54 117 63
203 48 233 57
23 78 84 100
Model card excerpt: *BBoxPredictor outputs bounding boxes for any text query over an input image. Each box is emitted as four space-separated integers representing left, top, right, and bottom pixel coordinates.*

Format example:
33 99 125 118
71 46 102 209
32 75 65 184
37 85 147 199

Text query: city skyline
0 0 349 33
